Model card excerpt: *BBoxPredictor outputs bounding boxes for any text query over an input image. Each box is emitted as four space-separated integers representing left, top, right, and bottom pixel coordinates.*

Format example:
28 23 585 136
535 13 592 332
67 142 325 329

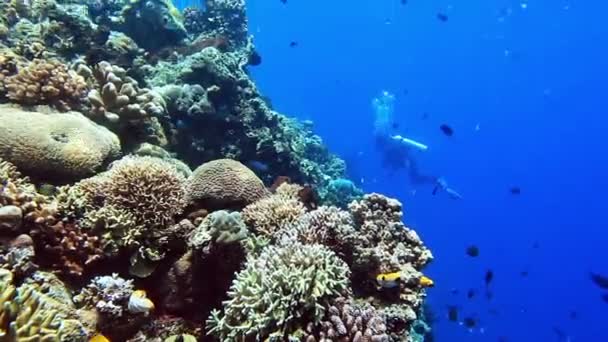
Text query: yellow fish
419 275 435 288
90 334 110 342
376 272 402 289
128 289 155 315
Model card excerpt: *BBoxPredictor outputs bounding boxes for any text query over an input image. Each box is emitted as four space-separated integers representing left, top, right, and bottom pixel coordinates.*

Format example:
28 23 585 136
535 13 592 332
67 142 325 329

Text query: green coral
188 210 248 249
0 269 87 341
206 242 350 341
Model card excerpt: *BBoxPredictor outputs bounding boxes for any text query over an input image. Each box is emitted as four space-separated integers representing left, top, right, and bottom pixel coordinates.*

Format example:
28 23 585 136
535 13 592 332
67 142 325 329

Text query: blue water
242 0 608 341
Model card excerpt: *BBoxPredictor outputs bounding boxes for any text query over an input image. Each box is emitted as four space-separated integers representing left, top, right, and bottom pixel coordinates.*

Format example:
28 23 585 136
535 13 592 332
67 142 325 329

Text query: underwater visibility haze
0 0 606 341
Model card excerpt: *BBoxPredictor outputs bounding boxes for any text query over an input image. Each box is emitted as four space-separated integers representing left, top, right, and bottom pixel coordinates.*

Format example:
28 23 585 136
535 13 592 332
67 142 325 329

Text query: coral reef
0 106 121 181
0 0 436 339
186 158 269 209
207 241 350 341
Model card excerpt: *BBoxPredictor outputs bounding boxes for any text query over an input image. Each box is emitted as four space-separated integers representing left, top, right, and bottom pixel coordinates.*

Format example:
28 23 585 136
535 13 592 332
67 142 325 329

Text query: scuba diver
372 90 462 199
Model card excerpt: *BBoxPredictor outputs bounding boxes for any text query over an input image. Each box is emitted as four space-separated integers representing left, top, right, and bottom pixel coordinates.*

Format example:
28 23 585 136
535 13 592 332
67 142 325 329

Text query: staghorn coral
0 268 88 341
186 159 269 209
82 204 141 256
348 193 433 274
241 193 307 239
2 58 88 111
188 210 248 250
303 297 389 342
0 106 121 182
206 241 350 341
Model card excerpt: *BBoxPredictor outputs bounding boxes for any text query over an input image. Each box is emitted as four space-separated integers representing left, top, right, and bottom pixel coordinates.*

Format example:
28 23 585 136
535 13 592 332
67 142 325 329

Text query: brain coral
207 242 350 341
0 106 121 181
186 159 269 209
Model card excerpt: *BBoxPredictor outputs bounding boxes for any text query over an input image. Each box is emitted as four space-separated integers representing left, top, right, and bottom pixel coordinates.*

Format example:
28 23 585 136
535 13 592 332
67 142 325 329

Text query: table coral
2 58 88 111
0 106 121 182
186 159 269 209
206 241 350 341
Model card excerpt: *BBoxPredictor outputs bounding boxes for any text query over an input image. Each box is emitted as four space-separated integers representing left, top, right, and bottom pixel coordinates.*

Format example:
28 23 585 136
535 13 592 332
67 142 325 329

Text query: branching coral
348 193 433 273
86 61 166 124
303 297 389 342
104 156 187 229
0 269 88 341
0 106 121 182
0 234 37 278
0 158 57 233
186 159 269 209
2 58 88 111
28 220 105 278
281 206 356 263
206 242 350 341
241 193 307 239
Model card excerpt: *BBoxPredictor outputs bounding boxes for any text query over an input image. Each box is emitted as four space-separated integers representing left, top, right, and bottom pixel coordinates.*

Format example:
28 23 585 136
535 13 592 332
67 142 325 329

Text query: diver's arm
391 135 429 151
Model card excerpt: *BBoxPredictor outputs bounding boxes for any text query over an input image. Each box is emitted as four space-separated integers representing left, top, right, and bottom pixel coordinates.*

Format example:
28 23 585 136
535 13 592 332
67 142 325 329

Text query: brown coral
241 194 306 239
86 61 166 124
348 193 433 273
304 297 389 342
186 159 269 209
104 156 187 229
0 106 121 181
28 220 105 278
281 206 356 262
0 157 57 232
2 58 88 111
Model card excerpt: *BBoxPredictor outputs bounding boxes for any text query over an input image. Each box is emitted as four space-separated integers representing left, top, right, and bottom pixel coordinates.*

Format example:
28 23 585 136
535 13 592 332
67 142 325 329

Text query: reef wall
0 0 435 341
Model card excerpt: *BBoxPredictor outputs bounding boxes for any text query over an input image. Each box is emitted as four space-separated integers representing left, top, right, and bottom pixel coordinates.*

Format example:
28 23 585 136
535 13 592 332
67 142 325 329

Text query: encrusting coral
0 106 121 182
206 241 351 341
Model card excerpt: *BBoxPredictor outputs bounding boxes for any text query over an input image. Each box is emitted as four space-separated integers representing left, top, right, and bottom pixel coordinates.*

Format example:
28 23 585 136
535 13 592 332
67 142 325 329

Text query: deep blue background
180 0 608 340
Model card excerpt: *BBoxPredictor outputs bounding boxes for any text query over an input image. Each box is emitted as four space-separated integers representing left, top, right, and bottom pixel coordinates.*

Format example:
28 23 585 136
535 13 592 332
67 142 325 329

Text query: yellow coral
0 269 86 341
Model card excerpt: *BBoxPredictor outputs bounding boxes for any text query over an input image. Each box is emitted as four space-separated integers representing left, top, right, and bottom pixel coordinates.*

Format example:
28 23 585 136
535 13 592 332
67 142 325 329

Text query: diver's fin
432 186 439 195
